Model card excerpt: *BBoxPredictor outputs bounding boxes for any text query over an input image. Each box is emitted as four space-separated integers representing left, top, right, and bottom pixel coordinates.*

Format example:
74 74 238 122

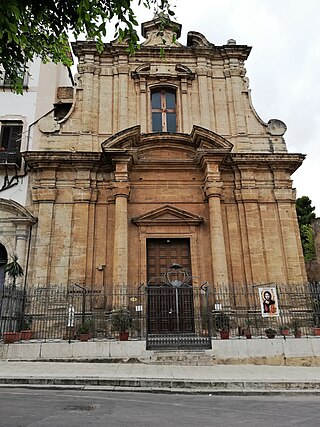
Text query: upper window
0 66 28 89
0 121 23 152
151 89 176 132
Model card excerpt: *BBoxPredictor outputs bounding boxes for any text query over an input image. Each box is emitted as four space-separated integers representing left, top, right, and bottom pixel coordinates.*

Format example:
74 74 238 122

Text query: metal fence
0 282 320 343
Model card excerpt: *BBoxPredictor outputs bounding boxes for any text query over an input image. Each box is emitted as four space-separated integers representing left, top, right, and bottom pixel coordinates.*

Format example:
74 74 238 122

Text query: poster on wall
258 286 279 318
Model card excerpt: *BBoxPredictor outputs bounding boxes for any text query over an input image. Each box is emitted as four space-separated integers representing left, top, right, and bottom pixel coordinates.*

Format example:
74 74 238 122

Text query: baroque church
15 16 306 296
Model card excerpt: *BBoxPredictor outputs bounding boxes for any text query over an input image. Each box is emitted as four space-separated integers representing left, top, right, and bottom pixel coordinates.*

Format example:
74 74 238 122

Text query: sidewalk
0 361 320 395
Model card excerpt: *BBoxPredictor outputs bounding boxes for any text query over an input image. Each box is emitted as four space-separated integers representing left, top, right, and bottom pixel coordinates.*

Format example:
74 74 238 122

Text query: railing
0 150 22 168
0 283 320 342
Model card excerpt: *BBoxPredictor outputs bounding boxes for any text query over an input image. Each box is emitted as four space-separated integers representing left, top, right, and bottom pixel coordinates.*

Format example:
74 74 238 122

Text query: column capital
204 181 223 198
32 187 57 203
112 155 133 182
112 182 131 199
72 187 93 203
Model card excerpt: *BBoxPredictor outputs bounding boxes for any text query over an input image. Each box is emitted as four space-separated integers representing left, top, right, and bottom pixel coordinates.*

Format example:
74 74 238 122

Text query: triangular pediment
132 205 203 226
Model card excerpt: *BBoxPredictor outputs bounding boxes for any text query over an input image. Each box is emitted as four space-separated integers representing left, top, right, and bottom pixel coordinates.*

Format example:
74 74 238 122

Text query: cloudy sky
97 0 320 215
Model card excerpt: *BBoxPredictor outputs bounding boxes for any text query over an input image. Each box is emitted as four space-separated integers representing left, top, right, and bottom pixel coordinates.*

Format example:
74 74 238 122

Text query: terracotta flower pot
79 333 91 342
280 329 290 336
119 332 129 341
243 328 252 339
20 330 33 340
2 332 20 344
220 330 230 340
294 331 302 338
313 327 320 336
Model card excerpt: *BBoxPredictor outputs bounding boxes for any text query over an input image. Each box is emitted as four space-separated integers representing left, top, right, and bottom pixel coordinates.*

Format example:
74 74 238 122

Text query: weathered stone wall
306 218 320 282
36 23 287 155
23 18 306 292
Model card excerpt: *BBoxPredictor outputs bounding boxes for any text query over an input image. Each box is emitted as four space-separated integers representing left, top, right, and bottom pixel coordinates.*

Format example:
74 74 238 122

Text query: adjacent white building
0 59 73 288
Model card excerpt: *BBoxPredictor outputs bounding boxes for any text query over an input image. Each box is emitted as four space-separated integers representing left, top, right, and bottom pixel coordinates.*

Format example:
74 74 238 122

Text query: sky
81 0 320 216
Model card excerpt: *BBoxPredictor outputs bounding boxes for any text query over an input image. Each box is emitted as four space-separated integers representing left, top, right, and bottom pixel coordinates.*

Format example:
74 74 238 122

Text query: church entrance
147 238 191 283
146 238 211 350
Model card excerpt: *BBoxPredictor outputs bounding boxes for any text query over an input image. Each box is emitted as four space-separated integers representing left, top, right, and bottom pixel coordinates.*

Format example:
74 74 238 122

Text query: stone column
118 59 130 131
113 186 130 286
80 62 95 134
205 182 229 288
196 58 211 129
180 79 190 133
12 220 35 286
201 158 230 306
111 157 132 304
69 187 92 285
15 228 28 268
31 187 57 285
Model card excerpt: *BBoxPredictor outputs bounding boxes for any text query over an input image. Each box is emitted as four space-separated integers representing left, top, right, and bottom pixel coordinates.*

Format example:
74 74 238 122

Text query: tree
296 196 316 225
4 253 24 286
0 0 175 93
296 196 316 262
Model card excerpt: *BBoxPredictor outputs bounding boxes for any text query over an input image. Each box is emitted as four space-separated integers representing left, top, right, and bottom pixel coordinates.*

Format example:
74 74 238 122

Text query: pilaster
111 156 132 299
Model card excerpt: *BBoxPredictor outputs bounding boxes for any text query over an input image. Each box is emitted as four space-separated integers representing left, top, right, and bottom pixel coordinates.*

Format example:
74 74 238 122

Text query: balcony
0 150 22 169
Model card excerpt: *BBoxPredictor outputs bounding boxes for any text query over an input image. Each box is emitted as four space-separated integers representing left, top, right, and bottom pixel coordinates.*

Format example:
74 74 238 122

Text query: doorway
147 238 191 284
146 238 194 336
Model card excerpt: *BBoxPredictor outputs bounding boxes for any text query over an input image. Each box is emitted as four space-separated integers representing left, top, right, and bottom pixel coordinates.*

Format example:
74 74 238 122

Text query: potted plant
20 315 33 340
4 254 24 287
279 324 290 336
215 312 230 339
2 255 24 343
110 307 131 340
265 327 277 339
77 319 93 341
242 318 252 339
2 331 20 344
312 298 320 335
291 319 302 338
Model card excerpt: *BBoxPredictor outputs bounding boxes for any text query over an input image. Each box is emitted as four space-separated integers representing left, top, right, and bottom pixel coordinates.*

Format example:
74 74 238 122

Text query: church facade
23 16 306 296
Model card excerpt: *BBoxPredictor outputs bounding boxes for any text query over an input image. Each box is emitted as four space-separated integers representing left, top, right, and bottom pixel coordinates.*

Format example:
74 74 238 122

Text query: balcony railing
0 150 22 168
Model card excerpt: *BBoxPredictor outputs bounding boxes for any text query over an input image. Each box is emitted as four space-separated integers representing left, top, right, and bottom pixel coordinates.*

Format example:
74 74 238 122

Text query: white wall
0 58 73 206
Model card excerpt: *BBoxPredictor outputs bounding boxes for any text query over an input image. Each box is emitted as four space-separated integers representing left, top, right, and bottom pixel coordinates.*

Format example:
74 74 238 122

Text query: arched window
151 89 176 132
0 243 8 290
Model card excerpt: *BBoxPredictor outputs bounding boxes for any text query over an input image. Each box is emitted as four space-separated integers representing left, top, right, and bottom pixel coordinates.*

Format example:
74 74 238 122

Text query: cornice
224 153 305 174
23 151 103 169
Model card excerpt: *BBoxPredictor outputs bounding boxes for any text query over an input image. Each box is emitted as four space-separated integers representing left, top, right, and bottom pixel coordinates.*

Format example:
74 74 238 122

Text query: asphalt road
0 388 319 427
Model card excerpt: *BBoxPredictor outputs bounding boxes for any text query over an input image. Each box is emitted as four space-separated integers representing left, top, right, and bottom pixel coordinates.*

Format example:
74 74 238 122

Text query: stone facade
0 59 72 288
23 17 307 292
306 218 320 282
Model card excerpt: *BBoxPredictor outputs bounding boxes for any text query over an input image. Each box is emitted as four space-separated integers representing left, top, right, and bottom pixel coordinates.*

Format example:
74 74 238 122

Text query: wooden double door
146 238 194 335
147 238 191 284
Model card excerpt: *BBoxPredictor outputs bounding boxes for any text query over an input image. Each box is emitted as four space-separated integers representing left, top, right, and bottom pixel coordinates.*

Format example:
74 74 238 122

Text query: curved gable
0 199 37 224
102 125 233 156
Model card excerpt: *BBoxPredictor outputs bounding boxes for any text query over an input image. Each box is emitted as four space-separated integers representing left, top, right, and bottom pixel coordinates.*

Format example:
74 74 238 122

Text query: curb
1 377 320 395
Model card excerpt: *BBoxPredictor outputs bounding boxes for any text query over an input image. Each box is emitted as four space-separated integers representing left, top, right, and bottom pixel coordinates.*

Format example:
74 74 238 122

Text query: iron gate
146 265 212 350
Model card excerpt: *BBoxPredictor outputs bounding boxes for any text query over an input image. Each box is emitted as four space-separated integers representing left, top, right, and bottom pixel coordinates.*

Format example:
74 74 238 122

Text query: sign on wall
258 286 279 318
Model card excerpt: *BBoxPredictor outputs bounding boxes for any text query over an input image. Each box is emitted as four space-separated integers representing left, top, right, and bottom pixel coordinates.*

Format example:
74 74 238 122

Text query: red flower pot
2 332 20 344
79 333 92 342
220 330 230 340
119 332 129 341
21 330 33 340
